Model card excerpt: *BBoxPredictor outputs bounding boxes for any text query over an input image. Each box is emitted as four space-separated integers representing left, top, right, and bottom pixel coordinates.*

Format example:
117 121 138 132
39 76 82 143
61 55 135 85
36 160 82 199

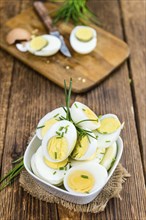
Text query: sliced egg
64 162 108 194
70 101 100 130
27 35 61 56
71 131 97 160
16 42 29 52
70 26 97 54
36 107 66 140
100 142 117 170
42 120 77 162
94 114 124 148
31 147 70 186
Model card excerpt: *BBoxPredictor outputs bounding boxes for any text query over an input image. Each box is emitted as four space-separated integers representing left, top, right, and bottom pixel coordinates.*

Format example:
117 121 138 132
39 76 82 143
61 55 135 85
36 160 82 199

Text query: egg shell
94 114 124 148
64 162 108 195
71 130 98 160
16 42 29 52
71 101 100 130
70 26 97 54
6 28 31 45
36 107 66 140
27 35 61 56
42 120 77 162
33 147 69 186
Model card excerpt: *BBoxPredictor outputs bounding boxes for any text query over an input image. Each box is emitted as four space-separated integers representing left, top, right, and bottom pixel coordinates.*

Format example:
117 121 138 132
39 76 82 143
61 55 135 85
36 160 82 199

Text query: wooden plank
0 3 129 93
120 0 146 177
0 1 146 220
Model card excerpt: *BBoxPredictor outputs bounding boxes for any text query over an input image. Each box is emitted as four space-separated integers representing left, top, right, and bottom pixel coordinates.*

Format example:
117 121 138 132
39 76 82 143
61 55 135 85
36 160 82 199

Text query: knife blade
33 1 71 57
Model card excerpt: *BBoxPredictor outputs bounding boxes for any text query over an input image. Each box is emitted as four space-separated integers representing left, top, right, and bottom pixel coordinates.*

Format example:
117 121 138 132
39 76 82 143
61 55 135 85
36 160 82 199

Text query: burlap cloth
19 163 130 213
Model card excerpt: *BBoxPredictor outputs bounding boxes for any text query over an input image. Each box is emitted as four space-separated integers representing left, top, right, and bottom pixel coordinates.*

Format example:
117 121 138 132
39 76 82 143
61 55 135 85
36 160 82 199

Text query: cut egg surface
27 35 61 56
42 120 77 162
70 26 97 54
71 131 98 160
64 163 108 194
94 114 124 148
71 101 100 130
31 147 70 186
36 107 66 140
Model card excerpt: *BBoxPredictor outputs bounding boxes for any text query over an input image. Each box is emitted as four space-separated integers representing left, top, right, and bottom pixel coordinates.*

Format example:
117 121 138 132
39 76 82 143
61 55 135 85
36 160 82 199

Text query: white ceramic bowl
24 135 123 204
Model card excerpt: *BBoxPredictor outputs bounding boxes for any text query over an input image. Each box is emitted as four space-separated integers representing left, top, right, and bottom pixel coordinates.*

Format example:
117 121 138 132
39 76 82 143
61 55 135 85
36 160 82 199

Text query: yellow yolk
75 28 93 42
83 108 98 125
30 36 48 51
44 157 68 169
67 170 95 193
71 136 89 159
97 117 121 134
47 136 68 160
41 118 57 138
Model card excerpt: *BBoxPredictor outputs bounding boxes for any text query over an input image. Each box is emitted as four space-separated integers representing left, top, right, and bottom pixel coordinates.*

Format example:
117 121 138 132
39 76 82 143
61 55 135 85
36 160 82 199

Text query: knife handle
33 1 57 32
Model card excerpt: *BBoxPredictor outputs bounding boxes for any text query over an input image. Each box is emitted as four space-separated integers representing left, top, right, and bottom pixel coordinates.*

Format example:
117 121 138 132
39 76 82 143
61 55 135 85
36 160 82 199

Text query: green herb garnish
53 113 60 118
53 171 57 175
105 140 110 143
74 103 78 108
81 175 89 179
37 125 45 129
55 152 57 159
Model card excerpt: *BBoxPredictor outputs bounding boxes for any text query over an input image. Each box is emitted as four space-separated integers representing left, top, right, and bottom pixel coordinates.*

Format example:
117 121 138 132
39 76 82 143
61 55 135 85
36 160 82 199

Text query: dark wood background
0 0 145 219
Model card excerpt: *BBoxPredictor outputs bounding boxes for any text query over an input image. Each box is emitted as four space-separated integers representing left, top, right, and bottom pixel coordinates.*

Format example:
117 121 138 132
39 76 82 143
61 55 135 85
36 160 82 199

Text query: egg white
32 147 69 186
42 120 77 162
27 35 61 56
16 42 29 52
36 107 66 140
71 101 100 130
70 26 97 54
94 114 124 148
64 162 108 194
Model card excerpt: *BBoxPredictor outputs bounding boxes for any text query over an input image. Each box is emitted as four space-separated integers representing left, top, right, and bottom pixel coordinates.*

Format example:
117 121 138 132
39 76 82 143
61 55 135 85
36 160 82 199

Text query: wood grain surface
0 0 146 220
0 3 129 93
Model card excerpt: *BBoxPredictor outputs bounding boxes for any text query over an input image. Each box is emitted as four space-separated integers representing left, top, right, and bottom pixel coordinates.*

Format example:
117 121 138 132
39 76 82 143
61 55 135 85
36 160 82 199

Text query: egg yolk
41 118 58 137
30 36 48 51
71 135 89 159
47 136 68 160
83 108 99 124
44 157 68 169
67 170 95 193
75 28 93 42
97 117 121 134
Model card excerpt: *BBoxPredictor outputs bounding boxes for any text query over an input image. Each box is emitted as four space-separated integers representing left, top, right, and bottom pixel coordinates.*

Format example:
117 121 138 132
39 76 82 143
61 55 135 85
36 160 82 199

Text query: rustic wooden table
0 0 145 219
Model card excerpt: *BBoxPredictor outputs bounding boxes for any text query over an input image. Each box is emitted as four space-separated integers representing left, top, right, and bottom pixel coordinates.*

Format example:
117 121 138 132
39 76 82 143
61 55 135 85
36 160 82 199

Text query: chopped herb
55 152 57 159
59 126 64 131
85 191 89 194
56 131 61 136
74 103 78 108
81 175 89 179
105 140 110 143
82 108 86 111
37 125 45 129
98 115 102 119
59 167 64 170
96 135 98 139
53 113 59 118
103 132 108 134
53 171 56 175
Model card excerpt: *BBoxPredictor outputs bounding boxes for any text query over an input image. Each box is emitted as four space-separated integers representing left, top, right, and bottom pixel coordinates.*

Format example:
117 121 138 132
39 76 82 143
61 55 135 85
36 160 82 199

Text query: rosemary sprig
75 118 99 126
53 0 100 25
0 157 24 191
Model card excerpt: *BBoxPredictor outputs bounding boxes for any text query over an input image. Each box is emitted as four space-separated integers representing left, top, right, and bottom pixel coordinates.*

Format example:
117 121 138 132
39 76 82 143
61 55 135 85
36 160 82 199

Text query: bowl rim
24 135 123 198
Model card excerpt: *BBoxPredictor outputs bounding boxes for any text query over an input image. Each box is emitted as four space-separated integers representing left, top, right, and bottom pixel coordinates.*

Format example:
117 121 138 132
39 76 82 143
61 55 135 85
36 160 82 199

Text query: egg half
42 120 77 162
64 162 108 194
71 101 100 130
71 131 97 160
70 26 97 54
31 147 70 186
27 35 61 56
36 107 66 140
94 114 124 148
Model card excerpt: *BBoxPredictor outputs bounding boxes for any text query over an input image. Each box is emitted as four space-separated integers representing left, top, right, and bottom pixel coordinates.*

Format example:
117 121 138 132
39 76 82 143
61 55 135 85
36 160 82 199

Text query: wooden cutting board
0 3 129 93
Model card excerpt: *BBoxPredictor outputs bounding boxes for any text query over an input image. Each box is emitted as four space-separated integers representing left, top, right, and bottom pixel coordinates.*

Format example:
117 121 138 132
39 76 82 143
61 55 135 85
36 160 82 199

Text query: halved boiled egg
70 26 97 54
94 114 124 148
70 101 100 130
36 107 66 140
64 162 108 194
42 120 77 162
27 35 61 56
71 131 97 160
31 147 70 186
